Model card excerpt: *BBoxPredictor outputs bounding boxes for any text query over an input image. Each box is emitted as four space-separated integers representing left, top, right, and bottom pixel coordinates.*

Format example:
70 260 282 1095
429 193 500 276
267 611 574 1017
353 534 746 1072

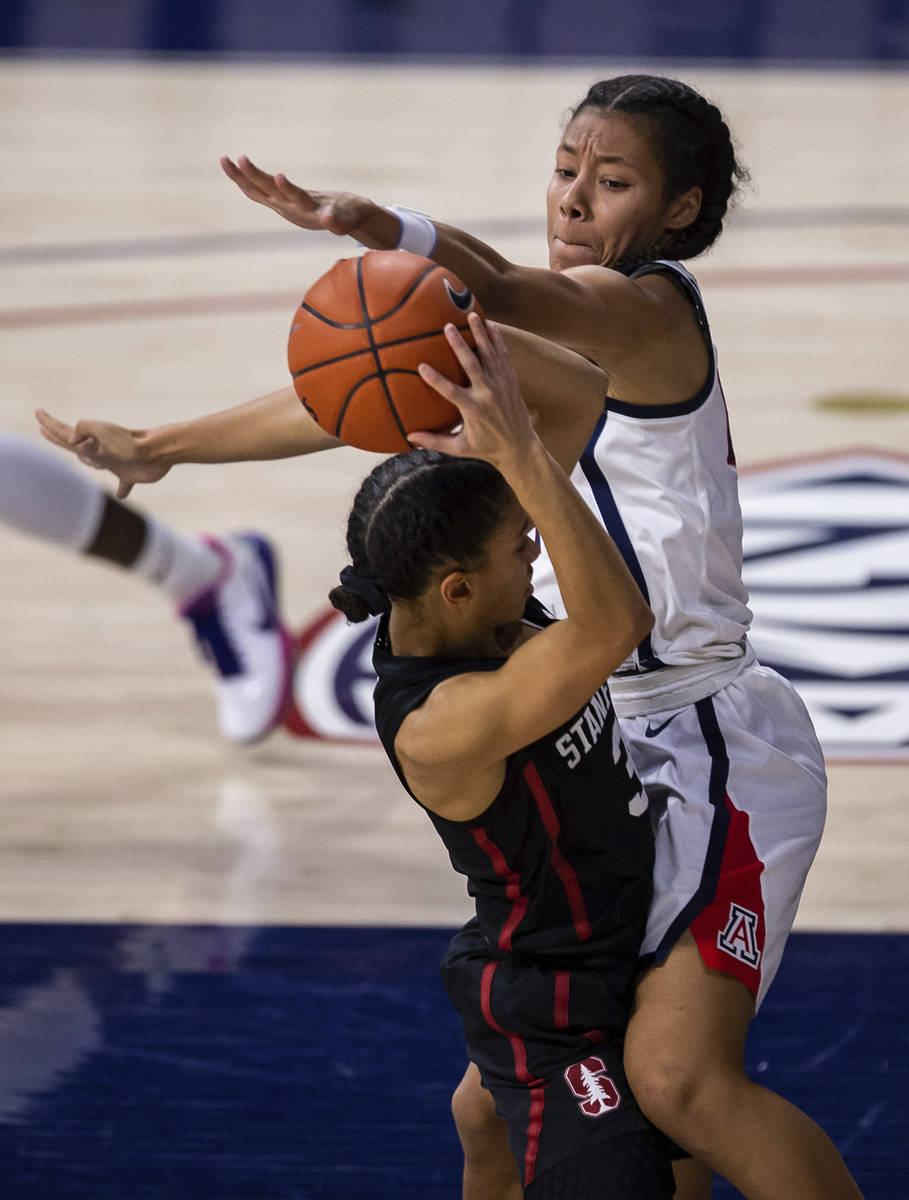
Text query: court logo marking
739 449 909 762
287 450 909 761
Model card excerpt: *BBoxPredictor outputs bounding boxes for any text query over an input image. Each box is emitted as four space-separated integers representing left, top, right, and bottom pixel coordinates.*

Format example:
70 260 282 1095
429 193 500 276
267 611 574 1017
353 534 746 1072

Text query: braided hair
330 449 513 623
570 74 748 261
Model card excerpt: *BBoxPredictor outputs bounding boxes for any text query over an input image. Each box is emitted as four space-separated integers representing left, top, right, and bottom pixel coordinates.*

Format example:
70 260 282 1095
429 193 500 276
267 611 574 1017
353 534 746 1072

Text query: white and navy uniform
532 260 827 1009
372 599 674 1197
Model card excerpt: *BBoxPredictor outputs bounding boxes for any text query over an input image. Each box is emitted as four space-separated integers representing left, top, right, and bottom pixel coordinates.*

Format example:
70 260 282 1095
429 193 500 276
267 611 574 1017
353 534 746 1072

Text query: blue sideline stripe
0 922 901 1197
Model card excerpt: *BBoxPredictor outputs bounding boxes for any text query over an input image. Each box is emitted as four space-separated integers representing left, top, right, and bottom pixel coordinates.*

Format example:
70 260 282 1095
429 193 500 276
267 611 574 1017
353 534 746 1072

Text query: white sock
0 434 223 608
132 518 224 609
0 433 106 549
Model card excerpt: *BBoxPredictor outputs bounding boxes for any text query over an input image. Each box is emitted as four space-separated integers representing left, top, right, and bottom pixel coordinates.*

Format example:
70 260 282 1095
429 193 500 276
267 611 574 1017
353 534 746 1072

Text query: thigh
628 929 755 1072
624 665 827 1009
452 1060 503 1145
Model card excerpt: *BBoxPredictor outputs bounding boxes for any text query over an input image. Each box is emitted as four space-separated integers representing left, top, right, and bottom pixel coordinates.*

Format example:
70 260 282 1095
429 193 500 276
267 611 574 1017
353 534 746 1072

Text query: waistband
609 641 755 719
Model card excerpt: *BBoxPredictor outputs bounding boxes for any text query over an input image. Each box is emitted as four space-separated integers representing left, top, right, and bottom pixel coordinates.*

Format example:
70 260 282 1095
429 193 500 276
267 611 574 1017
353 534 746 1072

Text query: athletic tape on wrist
387 205 438 257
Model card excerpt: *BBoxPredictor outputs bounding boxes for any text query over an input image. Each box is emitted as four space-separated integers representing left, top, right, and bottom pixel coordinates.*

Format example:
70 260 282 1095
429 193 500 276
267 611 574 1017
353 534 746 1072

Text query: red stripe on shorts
480 961 545 1187
554 970 570 1030
689 791 766 997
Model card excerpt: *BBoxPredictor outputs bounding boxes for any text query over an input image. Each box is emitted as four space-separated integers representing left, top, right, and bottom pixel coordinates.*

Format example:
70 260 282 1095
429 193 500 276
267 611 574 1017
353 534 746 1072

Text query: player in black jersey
329 312 672 1198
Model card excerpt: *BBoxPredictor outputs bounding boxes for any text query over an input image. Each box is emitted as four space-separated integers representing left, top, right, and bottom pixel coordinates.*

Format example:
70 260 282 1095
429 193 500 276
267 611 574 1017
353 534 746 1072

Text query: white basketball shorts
619 659 827 1010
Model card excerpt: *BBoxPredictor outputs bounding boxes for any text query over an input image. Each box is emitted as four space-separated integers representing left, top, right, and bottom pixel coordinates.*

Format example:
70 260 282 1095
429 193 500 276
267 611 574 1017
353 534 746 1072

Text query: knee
451 1067 504 1161
625 1044 716 1147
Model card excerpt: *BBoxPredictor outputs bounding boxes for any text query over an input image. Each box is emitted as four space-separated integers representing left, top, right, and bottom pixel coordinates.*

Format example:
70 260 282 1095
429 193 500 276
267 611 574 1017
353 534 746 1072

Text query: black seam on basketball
363 262 441 322
333 381 360 438
299 300 368 330
356 257 409 443
291 321 473 378
333 371 424 441
297 264 439 328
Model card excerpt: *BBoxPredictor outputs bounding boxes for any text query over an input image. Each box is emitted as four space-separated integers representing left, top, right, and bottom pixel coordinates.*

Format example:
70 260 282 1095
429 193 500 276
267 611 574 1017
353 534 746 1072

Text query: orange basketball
287 250 483 453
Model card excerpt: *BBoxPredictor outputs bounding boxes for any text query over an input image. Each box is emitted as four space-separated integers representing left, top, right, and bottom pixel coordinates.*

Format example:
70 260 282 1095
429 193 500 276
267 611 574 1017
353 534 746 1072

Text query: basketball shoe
181 532 294 743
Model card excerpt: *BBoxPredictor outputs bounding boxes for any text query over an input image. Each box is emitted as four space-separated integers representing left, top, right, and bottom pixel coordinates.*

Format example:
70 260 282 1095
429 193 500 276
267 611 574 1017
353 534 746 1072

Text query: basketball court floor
0 57 907 1195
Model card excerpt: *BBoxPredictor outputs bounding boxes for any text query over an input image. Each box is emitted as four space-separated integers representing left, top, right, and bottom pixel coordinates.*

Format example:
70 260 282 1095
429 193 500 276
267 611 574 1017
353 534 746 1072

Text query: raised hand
410 314 537 472
220 156 390 242
35 409 169 498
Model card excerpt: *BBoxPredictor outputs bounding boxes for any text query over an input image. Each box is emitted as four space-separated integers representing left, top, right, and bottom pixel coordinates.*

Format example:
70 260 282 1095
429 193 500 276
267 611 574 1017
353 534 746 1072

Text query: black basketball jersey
373 599 654 978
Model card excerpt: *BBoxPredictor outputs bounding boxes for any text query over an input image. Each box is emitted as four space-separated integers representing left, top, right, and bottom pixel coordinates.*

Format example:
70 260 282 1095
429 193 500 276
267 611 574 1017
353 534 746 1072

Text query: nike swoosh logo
643 712 681 738
443 279 475 312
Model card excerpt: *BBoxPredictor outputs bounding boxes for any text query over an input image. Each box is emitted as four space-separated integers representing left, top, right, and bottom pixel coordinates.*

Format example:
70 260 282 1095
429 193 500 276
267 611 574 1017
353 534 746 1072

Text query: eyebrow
558 141 630 166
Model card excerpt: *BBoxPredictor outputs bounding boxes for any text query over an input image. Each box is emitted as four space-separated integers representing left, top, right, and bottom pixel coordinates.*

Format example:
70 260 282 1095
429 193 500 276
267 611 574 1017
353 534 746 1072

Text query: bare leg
625 932 865 1200
452 1062 522 1200
673 1155 714 1200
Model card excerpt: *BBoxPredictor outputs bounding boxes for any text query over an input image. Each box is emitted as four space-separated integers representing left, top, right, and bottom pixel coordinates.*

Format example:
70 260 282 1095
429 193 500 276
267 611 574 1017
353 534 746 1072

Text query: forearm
349 204 532 323
138 386 341 467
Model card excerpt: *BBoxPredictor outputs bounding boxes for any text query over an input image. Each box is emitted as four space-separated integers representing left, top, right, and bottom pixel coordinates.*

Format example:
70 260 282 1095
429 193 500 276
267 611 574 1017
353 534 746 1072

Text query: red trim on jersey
523 762 593 942
469 827 529 951
480 962 545 1187
689 791 766 997
554 970 570 1030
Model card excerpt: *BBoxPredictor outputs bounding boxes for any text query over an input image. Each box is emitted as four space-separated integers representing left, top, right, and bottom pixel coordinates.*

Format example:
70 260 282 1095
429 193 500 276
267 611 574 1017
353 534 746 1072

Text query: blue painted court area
0 925 902 1197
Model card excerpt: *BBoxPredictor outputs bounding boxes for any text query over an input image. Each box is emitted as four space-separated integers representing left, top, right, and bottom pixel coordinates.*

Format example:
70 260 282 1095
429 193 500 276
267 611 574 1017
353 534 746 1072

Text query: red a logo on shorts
563 1057 622 1118
717 902 762 967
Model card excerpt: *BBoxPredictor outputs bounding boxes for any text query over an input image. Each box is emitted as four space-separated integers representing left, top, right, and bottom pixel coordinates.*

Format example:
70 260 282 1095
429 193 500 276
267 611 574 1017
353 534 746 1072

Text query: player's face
546 110 691 271
470 501 539 627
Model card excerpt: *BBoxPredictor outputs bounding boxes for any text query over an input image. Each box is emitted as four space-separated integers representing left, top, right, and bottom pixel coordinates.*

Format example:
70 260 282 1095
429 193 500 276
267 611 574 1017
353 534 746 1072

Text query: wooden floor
0 57 907 933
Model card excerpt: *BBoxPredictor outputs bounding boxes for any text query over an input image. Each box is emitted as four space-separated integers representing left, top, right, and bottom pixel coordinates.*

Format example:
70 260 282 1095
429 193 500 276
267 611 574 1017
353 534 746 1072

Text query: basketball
287 250 483 453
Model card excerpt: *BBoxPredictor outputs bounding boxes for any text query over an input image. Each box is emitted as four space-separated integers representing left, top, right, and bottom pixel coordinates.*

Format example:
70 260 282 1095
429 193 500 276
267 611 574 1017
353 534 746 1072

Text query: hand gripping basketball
412 314 537 471
288 250 485 453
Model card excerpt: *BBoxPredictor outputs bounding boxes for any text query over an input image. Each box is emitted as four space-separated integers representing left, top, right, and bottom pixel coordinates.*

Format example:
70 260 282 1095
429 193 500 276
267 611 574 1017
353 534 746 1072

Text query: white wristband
387 205 438 257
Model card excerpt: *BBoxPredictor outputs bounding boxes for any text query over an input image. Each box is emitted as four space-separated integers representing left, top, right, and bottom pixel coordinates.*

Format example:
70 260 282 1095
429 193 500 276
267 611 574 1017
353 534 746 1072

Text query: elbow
611 602 654 666
631 603 656 652
637 603 656 643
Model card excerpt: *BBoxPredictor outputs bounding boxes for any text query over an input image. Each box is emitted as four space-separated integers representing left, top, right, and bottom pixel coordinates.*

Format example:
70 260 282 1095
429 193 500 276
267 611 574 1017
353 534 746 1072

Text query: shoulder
394 669 510 821
562 261 702 328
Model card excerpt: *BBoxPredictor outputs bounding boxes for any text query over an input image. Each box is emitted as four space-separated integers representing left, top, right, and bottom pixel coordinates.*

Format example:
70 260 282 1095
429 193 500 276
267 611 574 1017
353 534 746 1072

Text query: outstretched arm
219 156 673 373
36 385 340 499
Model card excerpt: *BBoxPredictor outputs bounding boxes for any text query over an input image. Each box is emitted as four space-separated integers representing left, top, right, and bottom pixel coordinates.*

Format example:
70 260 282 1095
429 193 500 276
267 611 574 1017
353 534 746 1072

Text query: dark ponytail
571 74 748 261
330 449 513 622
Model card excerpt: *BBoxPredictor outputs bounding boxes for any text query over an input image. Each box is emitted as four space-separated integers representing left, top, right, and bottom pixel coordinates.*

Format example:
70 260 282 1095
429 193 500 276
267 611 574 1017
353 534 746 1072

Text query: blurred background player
0 433 292 744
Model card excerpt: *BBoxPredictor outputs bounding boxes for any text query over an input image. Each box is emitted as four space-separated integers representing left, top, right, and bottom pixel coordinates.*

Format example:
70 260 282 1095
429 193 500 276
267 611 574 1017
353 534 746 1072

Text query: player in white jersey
38 74 864 1200
529 259 826 1016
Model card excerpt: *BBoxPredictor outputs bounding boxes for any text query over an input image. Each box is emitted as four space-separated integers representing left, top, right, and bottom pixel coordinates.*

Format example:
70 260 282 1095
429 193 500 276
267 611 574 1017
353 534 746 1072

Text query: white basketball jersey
533 260 752 676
